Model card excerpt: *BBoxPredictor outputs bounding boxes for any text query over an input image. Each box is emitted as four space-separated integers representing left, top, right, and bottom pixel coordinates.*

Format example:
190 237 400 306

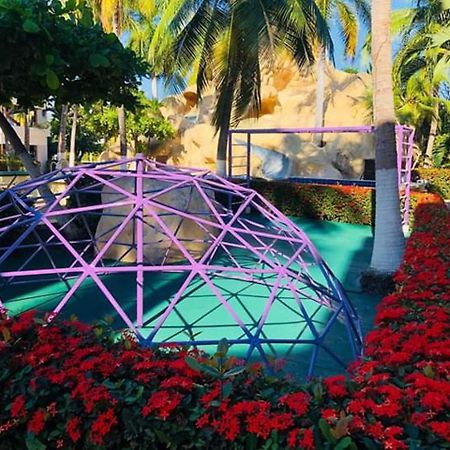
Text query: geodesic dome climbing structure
0 156 363 376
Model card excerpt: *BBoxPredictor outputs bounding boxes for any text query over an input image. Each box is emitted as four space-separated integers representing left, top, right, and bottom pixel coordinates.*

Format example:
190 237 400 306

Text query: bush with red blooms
0 204 448 449
250 179 444 226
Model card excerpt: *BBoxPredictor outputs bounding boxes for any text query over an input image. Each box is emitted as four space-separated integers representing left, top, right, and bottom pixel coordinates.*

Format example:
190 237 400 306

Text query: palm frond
335 0 358 58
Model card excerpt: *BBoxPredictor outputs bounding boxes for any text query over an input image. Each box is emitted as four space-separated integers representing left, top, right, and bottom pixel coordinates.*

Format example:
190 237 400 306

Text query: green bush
413 168 450 199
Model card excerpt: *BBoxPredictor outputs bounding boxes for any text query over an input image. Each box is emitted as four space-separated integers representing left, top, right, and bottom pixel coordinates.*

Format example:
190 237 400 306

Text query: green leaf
221 382 232 399
45 54 54 65
198 364 221 378
318 418 337 444
185 356 203 373
423 365 434 378
25 434 46 450
217 338 229 356
46 70 60 90
335 437 353 450
23 19 40 33
89 53 110 68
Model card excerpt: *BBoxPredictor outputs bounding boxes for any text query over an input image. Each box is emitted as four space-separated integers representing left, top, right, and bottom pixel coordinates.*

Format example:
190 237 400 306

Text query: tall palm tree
314 0 370 145
368 0 405 275
89 0 155 157
393 0 450 166
152 0 332 175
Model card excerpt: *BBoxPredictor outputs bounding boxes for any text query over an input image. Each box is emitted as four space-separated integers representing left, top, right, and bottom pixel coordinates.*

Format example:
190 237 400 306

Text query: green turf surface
1 217 380 378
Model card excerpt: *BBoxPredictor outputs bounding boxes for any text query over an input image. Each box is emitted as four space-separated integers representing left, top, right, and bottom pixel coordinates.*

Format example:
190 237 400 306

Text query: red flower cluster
0 202 447 449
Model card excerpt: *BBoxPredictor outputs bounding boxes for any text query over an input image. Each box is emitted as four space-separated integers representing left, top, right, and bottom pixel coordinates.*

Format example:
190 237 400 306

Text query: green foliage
0 0 147 109
413 168 450 199
50 92 175 157
0 154 25 171
393 0 450 158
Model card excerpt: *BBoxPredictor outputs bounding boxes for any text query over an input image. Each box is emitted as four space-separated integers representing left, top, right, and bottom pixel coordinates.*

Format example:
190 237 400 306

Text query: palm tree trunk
69 105 78 167
0 110 56 205
57 104 69 162
112 5 127 159
151 77 158 99
23 110 30 151
216 85 234 176
369 0 404 275
117 105 127 158
425 106 438 167
314 46 326 146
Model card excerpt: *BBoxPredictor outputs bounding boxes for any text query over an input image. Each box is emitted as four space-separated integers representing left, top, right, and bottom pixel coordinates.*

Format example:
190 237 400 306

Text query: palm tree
69 105 78 167
368 0 405 275
314 0 370 145
393 0 450 166
152 0 332 175
89 0 155 157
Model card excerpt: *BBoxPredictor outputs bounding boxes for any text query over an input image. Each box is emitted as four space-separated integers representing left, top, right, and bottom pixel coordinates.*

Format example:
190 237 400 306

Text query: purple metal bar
136 154 145 327
403 128 415 228
230 126 375 134
396 125 404 187
246 133 251 184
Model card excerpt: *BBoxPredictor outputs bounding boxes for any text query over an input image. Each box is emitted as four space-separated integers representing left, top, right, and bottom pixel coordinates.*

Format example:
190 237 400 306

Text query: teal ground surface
2 217 380 378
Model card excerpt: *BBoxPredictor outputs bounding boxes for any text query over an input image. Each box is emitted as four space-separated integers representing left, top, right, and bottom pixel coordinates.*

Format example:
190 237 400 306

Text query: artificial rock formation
95 177 217 264
156 61 374 180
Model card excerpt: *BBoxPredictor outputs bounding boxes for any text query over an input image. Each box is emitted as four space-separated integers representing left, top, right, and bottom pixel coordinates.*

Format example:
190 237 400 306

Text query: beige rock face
95 178 218 264
158 61 374 180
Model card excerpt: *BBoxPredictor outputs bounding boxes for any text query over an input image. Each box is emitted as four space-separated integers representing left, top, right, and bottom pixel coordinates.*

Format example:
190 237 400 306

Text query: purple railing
228 125 415 229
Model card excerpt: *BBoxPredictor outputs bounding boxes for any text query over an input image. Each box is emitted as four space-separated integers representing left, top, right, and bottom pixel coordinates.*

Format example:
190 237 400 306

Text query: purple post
136 154 145 327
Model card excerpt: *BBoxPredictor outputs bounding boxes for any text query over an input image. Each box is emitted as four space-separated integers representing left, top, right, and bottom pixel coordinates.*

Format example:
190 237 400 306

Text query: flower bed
250 179 444 226
0 203 448 449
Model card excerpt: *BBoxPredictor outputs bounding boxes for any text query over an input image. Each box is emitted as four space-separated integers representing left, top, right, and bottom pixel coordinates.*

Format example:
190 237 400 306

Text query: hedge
0 201 449 449
413 168 450 200
250 179 444 226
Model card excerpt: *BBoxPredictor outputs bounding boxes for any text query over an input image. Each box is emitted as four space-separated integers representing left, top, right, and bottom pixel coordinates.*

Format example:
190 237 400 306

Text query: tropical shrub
250 179 444 226
0 203 448 449
414 168 450 199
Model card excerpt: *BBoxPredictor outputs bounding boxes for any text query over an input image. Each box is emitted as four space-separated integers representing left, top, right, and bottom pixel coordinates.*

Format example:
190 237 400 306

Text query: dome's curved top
0 156 362 377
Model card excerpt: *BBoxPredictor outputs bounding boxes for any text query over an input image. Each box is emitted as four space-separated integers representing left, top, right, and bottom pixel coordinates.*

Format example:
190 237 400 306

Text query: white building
0 109 50 173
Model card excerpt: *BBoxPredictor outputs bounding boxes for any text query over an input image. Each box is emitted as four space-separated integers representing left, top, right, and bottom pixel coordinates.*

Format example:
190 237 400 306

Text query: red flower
421 391 449 412
279 392 310 416
142 390 183 420
324 375 348 398
429 421 450 441
66 417 82 443
90 408 117 445
195 413 210 428
160 375 193 391
299 427 315 450
27 410 46 434
10 395 26 418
